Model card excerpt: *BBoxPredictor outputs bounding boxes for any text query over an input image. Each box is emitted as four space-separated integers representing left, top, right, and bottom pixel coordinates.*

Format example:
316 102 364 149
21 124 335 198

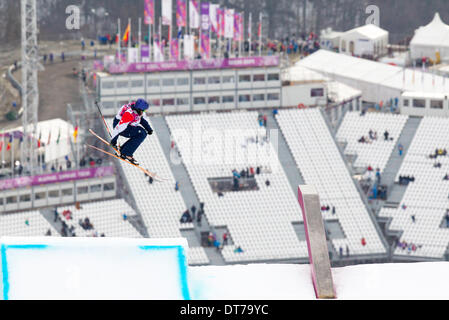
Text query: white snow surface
1 237 449 300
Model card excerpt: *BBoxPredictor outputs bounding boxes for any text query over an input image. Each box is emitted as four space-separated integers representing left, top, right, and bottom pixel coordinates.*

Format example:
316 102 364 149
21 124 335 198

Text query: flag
57 128 61 144
37 131 42 148
47 130 51 145
0 141 3 152
209 4 219 34
248 13 252 39
189 0 200 29
184 34 195 59
177 26 183 39
122 23 130 43
162 0 172 26
234 13 242 41
171 39 179 60
216 8 224 37
258 20 262 37
73 126 79 143
7 134 12 151
224 9 234 39
200 2 210 59
177 0 187 27
144 0 154 25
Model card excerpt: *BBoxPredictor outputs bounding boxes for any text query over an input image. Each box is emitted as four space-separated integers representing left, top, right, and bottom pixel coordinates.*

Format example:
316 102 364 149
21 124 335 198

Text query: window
49 190 59 198
208 96 220 104
413 99 426 108
102 81 114 89
239 94 251 102
222 95 234 103
117 81 128 88
6 196 17 204
267 93 280 101
222 75 235 83
239 75 251 82
163 98 175 106
177 78 189 86
0 198 3 205
177 97 189 105
253 74 265 82
148 79 160 87
253 94 265 101
104 183 115 191
208 76 220 84
194 97 206 104
131 80 143 87
77 186 88 194
268 73 279 81
20 194 31 202
431 100 443 109
102 101 115 109
403 99 409 107
35 192 46 200
194 77 206 85
62 188 73 196
311 88 324 97
90 184 102 193
162 78 175 86
149 99 160 106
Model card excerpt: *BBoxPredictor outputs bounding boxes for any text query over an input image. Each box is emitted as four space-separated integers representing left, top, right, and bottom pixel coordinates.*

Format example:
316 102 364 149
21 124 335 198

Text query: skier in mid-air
110 98 153 165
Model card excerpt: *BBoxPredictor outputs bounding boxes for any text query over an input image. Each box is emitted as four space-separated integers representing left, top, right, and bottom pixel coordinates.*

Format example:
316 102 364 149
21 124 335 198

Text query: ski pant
112 125 147 157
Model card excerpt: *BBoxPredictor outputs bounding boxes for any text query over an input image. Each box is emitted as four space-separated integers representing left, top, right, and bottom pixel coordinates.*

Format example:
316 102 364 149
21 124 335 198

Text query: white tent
410 13 449 62
339 24 389 58
297 50 449 104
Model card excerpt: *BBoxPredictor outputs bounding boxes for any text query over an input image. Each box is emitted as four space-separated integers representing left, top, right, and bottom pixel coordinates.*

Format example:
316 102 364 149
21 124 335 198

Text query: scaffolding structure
21 0 39 174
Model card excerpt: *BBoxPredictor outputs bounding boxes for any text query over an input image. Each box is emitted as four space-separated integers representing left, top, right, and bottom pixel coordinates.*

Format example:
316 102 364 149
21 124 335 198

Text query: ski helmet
134 99 149 111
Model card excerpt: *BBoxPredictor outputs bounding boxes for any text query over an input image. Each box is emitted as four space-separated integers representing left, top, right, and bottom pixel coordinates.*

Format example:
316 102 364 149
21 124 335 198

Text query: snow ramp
0 237 189 300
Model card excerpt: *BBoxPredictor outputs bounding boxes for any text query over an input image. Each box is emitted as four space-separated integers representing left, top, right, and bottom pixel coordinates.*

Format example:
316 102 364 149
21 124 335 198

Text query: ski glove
146 128 153 136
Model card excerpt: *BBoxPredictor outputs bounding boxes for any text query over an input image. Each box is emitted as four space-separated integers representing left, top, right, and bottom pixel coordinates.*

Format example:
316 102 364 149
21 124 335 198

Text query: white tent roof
343 24 388 40
297 50 449 101
410 13 449 48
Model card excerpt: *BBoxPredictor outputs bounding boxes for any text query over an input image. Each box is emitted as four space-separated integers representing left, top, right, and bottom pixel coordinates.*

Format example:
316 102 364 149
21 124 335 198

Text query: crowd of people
357 129 392 144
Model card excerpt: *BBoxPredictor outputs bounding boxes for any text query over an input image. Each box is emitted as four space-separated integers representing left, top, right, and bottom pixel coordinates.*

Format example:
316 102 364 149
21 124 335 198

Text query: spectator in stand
175 181 179 191
149 176 153 184
346 245 350 256
361 237 367 246
214 239 221 251
411 215 416 223
265 179 270 187
234 246 243 253
398 143 404 156
339 246 343 258
223 232 228 245
384 130 389 141
197 210 202 226
43 54 47 64
49 53 54 63
180 210 192 223
191 205 196 221
61 52 65 62
263 114 267 127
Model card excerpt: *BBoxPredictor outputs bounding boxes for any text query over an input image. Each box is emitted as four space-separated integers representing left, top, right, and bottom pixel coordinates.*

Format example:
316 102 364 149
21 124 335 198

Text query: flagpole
118 18 121 59
259 12 262 56
128 18 131 49
149 21 152 61
248 12 252 57
138 17 142 61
